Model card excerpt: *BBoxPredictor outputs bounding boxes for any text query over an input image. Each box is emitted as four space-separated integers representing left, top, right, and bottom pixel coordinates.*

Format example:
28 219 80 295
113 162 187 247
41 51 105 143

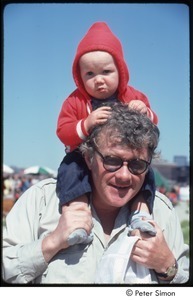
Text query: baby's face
79 51 119 99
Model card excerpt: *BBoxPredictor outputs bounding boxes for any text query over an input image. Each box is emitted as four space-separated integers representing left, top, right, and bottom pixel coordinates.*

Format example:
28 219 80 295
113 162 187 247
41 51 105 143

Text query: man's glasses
94 148 150 175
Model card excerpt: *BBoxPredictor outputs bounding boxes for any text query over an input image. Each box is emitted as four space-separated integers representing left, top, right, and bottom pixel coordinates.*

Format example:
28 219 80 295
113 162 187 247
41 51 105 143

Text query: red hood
72 22 129 100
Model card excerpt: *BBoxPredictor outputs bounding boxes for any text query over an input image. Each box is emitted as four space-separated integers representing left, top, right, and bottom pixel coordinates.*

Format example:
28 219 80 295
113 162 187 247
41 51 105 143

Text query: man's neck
92 200 120 236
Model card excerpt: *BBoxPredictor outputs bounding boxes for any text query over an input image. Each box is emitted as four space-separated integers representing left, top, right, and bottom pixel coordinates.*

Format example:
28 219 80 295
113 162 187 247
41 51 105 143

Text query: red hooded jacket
57 22 158 152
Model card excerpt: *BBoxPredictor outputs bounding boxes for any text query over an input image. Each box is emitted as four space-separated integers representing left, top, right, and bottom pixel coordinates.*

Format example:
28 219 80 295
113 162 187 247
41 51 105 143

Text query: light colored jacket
3 178 189 284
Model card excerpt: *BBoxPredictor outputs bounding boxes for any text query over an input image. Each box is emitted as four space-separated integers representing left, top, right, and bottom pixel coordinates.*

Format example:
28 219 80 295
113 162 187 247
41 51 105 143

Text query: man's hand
128 100 148 115
130 221 176 274
84 106 112 133
42 201 93 262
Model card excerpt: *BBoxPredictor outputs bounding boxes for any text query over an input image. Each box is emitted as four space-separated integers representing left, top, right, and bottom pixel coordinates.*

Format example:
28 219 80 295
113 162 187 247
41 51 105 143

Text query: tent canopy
3 164 14 174
23 166 56 176
153 168 170 191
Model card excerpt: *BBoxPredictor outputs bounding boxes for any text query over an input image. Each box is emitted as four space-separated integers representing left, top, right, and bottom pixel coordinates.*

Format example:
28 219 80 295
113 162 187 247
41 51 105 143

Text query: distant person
158 184 167 195
3 105 188 284
56 22 158 245
20 177 32 193
166 188 178 206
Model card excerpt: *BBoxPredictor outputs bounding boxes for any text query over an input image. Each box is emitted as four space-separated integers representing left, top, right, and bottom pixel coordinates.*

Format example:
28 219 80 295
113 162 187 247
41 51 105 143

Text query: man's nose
114 163 132 182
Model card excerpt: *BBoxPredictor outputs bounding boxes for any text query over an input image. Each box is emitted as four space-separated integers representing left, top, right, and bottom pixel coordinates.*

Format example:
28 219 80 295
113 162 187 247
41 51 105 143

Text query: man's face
85 136 149 210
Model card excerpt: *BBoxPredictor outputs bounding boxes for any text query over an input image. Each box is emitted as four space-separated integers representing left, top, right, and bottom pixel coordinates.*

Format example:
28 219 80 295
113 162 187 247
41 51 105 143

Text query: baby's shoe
67 228 94 246
128 211 157 236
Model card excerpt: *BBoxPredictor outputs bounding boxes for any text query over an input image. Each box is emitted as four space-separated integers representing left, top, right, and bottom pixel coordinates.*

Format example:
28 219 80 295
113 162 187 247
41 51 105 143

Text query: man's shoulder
32 178 58 208
35 178 57 189
153 191 175 228
154 190 174 211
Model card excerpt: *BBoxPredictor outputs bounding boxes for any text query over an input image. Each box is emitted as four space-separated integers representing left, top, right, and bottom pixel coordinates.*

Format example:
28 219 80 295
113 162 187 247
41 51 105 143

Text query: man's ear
84 153 92 170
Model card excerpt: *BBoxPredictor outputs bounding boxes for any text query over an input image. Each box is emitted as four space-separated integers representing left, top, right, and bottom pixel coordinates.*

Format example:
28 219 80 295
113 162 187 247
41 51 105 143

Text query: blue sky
3 3 190 171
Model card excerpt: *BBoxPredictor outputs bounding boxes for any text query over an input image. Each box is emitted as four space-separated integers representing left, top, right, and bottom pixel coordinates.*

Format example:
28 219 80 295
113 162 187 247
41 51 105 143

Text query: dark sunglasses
94 147 151 175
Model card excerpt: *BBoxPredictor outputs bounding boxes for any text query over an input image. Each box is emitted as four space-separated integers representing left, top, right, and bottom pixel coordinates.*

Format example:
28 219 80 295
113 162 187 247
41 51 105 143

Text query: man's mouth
109 183 130 192
109 184 131 199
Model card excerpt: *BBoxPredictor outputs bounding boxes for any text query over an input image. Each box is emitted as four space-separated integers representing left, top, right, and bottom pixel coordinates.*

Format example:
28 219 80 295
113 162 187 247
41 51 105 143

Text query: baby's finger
96 106 112 112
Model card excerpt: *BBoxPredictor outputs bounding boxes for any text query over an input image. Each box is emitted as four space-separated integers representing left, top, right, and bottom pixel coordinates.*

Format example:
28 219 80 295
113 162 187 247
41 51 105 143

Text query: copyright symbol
126 289 133 296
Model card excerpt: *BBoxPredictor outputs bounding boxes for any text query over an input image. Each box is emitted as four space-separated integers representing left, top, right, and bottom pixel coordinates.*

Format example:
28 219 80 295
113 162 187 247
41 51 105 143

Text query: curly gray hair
79 103 160 160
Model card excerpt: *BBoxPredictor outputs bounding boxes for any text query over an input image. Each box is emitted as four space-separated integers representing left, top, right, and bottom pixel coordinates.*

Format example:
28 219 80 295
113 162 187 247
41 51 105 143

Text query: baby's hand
84 106 112 132
128 100 148 115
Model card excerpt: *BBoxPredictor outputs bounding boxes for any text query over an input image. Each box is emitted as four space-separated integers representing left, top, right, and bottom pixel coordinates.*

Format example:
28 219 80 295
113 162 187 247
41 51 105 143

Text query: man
3 104 188 284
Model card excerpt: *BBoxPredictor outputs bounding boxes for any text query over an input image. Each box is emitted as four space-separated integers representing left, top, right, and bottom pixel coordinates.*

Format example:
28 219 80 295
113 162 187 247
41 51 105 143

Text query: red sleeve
121 86 158 125
56 91 89 151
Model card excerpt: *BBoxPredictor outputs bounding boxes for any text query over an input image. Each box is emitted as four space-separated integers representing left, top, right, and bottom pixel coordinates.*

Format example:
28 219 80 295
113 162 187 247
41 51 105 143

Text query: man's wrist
42 233 68 263
154 259 178 280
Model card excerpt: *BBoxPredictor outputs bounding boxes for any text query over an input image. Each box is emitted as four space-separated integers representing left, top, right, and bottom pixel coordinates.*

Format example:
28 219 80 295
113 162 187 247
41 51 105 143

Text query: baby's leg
57 150 93 246
67 195 94 246
129 193 157 236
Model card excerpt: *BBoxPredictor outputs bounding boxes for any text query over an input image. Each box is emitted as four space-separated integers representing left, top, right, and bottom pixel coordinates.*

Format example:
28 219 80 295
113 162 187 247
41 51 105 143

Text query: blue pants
56 150 92 205
56 149 155 211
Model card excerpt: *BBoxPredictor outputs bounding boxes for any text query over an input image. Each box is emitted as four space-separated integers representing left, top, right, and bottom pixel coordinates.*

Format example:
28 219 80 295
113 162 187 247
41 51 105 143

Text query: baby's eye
86 71 94 76
103 69 111 74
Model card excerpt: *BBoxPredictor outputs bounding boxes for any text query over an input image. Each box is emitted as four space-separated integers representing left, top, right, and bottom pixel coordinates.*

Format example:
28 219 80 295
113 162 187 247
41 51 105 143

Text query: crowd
3 172 184 208
3 174 185 217
3 174 53 203
157 184 189 206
